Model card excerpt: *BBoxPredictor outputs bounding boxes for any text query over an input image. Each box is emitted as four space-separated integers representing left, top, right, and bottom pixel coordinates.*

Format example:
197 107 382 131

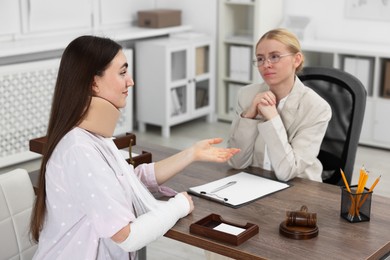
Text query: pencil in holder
340 185 372 223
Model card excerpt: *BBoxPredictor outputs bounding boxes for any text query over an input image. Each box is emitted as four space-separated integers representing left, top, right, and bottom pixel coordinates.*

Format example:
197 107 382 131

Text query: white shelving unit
135 33 215 137
217 0 283 121
301 39 390 149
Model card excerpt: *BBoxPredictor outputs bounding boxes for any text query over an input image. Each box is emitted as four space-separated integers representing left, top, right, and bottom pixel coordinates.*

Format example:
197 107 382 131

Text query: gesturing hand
191 138 240 162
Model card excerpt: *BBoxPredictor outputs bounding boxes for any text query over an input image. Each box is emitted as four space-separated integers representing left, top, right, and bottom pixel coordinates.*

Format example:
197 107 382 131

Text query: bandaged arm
116 193 190 252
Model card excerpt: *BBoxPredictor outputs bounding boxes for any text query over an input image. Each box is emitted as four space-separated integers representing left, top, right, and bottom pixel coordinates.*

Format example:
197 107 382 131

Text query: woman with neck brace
30 35 240 260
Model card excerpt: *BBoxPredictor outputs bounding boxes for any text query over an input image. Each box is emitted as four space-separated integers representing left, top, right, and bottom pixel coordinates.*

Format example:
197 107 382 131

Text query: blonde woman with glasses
227 28 331 183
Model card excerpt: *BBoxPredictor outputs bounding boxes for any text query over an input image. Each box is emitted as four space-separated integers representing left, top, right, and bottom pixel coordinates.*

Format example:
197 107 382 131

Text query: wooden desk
29 142 390 259
136 142 390 260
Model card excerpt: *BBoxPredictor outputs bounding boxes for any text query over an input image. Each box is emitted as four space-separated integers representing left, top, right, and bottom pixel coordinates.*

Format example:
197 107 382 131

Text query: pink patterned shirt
33 128 174 260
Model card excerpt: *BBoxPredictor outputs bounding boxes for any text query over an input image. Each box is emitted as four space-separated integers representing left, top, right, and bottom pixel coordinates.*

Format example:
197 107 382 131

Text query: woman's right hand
180 192 194 213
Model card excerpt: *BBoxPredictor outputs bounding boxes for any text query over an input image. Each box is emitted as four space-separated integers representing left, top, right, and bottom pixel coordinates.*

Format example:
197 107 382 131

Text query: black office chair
298 66 367 186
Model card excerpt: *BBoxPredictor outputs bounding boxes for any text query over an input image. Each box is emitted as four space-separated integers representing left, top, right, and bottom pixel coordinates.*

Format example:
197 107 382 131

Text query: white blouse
263 95 288 171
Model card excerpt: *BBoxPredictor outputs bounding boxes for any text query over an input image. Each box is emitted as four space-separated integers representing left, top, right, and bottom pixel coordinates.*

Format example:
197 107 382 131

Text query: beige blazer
228 77 332 182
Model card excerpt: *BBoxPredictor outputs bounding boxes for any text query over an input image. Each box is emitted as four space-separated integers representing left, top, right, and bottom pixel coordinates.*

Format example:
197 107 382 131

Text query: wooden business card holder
29 132 152 167
190 214 259 246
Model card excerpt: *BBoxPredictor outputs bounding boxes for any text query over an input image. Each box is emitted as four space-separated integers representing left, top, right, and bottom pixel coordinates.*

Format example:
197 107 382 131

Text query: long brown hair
30 35 122 242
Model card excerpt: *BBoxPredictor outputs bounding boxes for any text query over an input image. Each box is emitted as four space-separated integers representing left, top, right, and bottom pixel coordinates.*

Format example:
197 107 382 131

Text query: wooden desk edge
165 229 265 260
368 241 390 260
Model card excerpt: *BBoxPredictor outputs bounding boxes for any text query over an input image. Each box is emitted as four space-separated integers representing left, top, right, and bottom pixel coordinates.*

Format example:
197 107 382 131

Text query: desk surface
29 141 390 259
136 142 390 260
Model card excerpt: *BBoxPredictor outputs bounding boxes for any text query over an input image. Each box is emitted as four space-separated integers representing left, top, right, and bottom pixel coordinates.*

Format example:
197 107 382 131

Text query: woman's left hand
154 138 240 184
191 138 240 162
257 103 278 120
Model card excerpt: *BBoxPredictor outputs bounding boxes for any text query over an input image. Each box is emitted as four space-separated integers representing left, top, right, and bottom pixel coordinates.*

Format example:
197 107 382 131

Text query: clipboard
188 172 290 208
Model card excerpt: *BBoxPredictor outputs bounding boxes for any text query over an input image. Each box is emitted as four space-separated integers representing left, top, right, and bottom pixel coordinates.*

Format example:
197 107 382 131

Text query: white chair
0 169 37 260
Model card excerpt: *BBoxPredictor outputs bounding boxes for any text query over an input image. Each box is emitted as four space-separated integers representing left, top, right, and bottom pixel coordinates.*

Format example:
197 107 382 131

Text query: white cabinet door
136 35 214 137
192 41 213 117
27 0 91 32
168 38 214 124
169 45 190 122
0 0 21 36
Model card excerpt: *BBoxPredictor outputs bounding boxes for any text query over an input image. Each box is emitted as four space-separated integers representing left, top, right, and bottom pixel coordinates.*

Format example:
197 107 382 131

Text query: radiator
0 49 133 168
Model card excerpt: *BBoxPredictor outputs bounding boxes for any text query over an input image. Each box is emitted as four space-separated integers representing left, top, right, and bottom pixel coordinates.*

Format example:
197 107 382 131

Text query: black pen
210 181 237 193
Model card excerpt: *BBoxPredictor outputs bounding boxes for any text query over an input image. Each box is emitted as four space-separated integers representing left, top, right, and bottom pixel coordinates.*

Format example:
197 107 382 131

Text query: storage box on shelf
217 0 283 121
135 33 215 137
301 40 390 149
137 9 181 28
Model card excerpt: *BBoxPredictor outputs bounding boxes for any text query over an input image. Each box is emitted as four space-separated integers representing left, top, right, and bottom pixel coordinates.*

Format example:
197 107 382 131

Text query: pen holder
340 185 372 223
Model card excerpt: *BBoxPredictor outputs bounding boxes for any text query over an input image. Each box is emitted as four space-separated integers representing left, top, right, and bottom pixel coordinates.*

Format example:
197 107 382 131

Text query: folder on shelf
188 172 290 208
343 56 372 93
239 46 252 81
196 47 208 76
170 88 182 116
383 60 390 98
228 83 242 115
229 45 252 82
229 45 241 80
196 87 208 108
343 57 358 81
356 58 371 92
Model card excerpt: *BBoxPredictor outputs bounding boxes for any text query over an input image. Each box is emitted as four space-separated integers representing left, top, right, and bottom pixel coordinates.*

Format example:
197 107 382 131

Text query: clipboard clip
200 191 228 202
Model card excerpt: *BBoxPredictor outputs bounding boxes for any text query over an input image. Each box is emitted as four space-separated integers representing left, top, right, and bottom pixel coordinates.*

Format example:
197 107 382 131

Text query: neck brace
78 96 120 137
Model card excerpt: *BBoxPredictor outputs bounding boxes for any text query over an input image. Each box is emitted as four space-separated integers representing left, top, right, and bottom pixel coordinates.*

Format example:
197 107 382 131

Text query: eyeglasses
252 53 295 67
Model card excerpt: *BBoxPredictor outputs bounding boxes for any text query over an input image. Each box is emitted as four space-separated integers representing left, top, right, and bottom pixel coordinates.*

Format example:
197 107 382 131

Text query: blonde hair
256 28 304 73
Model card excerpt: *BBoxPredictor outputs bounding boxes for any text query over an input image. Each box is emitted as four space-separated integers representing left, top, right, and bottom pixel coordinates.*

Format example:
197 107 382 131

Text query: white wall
0 0 20 37
156 0 217 37
2 0 387 45
284 0 390 44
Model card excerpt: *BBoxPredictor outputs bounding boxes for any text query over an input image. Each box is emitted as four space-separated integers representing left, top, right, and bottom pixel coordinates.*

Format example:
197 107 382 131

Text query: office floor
131 118 390 260
1 118 389 260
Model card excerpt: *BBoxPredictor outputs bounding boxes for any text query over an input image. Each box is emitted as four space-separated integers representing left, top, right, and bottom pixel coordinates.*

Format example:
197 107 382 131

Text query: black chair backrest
298 67 367 185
